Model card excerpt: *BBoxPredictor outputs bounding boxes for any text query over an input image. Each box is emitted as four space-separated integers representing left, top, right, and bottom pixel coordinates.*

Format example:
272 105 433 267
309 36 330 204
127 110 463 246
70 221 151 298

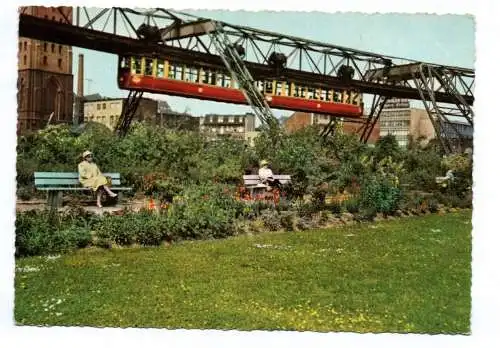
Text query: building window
24 42 27 50
23 55 27 65
57 59 62 68
44 15 48 19
59 45 62 54
52 16 56 21
97 104 101 110
43 56 47 65
18 41 22 52
43 42 47 52
51 43 55 53
102 103 106 110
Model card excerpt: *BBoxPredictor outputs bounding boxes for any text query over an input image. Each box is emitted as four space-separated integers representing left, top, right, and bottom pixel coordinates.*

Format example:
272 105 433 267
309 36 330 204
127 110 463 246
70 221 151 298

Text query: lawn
14 210 472 333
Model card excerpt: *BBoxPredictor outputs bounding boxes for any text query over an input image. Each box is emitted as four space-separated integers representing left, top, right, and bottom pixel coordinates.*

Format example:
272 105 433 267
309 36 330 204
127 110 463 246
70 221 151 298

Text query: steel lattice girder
18 7 474 107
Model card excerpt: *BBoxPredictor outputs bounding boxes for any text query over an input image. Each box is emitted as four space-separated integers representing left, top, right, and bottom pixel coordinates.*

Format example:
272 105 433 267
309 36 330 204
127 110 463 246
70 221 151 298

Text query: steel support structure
206 21 279 132
18 7 475 147
115 90 144 137
359 95 388 143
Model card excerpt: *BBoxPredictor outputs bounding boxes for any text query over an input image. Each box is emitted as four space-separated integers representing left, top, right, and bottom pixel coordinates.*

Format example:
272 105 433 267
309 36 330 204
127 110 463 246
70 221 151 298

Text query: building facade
284 112 380 144
157 101 199 131
17 6 74 133
199 113 256 139
379 98 435 147
83 97 160 130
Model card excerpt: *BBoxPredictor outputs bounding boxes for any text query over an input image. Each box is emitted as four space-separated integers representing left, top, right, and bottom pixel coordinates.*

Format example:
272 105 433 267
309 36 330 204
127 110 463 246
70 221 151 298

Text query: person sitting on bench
78 150 117 208
258 160 281 190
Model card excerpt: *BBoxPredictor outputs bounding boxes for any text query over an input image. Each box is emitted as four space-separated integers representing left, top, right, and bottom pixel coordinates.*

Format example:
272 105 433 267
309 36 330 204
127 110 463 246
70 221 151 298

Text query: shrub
343 198 360 214
359 177 402 215
15 210 92 257
260 209 282 231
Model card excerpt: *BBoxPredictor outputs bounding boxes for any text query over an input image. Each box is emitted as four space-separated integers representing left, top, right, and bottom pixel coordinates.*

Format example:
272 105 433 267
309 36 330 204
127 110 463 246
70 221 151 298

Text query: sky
72 11 475 117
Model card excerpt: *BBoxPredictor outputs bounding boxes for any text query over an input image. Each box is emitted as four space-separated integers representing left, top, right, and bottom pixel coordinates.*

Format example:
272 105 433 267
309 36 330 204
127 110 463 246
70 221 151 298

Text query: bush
343 198 360 214
15 210 92 257
359 177 402 215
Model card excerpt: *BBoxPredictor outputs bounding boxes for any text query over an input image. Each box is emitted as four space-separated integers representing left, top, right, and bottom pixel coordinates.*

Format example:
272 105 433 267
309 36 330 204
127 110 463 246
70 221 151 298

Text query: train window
167 64 175 79
157 62 165 78
275 82 282 96
333 90 341 102
216 73 223 87
320 89 327 101
131 57 140 74
120 57 130 69
264 81 273 94
344 91 351 103
173 65 182 80
145 59 153 76
325 90 331 102
351 92 359 105
210 72 217 85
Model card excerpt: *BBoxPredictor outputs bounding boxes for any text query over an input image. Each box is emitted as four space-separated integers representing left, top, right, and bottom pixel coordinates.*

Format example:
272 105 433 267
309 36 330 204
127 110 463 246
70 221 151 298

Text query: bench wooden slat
34 172 121 179
36 187 133 191
243 174 292 188
243 175 291 180
35 179 121 186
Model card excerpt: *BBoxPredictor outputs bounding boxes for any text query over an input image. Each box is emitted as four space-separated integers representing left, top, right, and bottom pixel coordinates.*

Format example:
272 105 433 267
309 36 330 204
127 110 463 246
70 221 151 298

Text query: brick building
17 6 74 134
283 112 380 144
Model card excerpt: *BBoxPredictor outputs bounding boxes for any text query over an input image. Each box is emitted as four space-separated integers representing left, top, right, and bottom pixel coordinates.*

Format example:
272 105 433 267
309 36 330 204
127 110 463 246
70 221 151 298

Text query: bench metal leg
47 191 63 210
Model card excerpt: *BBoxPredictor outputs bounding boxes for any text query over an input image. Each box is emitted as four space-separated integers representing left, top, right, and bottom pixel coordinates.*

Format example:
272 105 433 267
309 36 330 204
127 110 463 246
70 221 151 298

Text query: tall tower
17 6 74 134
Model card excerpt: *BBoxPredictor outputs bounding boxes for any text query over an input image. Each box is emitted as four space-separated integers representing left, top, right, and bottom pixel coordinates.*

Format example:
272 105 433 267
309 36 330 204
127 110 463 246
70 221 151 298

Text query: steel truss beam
18 12 474 106
18 7 475 146
408 65 472 154
115 90 143 137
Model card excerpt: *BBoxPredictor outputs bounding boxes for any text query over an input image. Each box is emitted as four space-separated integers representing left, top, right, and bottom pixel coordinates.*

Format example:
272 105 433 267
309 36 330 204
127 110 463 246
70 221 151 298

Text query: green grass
14 211 472 333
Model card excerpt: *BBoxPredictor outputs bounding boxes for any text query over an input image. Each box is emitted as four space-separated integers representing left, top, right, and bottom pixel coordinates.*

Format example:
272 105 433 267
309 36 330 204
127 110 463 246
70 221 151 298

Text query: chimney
77 54 84 97
73 54 84 126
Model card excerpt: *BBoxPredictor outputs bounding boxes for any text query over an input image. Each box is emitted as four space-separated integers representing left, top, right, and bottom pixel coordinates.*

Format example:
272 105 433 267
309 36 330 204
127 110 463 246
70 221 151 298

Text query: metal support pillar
410 65 465 154
115 90 144 137
206 21 280 134
360 95 388 143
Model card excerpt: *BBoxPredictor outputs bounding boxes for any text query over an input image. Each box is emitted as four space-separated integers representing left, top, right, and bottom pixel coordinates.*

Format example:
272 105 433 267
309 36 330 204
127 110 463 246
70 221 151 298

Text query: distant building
379 98 434 147
199 113 256 139
157 101 199 131
17 6 74 134
283 111 380 144
83 97 159 130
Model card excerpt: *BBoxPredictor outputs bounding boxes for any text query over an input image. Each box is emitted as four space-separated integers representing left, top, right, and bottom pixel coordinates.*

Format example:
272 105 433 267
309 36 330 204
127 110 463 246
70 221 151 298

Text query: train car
117 55 363 117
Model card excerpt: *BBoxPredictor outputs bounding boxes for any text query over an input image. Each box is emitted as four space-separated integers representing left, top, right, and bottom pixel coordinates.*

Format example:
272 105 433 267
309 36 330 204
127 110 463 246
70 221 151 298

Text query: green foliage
359 176 402 215
15 210 92 257
343 198 360 214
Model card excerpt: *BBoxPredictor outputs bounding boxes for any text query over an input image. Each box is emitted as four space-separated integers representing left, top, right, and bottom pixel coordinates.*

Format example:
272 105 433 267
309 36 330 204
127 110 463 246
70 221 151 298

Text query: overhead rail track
18 7 474 148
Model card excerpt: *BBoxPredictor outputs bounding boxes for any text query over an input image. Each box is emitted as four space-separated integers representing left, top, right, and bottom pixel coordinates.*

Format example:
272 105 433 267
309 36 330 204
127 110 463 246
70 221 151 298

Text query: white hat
82 150 92 158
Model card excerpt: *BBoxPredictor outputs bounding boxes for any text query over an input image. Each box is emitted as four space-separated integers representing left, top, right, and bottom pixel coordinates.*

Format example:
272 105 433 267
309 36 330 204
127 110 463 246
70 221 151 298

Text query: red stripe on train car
119 73 362 117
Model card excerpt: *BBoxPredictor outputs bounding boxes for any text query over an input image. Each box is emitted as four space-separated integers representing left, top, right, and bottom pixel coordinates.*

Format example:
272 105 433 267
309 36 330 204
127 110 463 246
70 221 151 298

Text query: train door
118 56 131 75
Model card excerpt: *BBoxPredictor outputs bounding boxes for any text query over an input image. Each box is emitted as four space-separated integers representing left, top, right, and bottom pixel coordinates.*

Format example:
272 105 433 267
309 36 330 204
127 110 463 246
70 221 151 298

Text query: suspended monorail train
117 55 364 117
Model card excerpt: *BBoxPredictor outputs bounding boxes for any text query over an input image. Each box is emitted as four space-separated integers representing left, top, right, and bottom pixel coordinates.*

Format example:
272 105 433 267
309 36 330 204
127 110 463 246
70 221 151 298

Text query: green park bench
243 174 292 196
34 172 132 208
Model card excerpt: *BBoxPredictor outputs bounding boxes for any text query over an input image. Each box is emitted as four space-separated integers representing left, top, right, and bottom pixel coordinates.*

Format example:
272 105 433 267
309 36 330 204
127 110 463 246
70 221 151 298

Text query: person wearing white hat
258 159 281 190
78 150 117 208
